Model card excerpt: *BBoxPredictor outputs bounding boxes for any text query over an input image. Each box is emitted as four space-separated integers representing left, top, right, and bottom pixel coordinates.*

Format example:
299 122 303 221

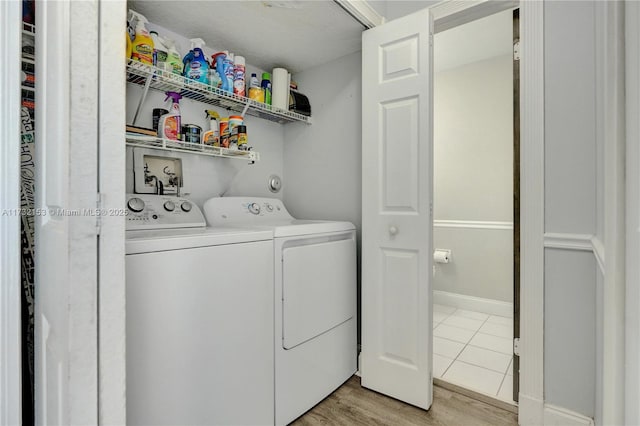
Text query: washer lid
126 227 273 254
273 220 355 238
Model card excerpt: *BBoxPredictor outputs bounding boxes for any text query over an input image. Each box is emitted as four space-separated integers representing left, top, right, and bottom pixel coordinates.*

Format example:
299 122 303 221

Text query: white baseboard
518 394 544 426
544 404 594 426
433 290 513 317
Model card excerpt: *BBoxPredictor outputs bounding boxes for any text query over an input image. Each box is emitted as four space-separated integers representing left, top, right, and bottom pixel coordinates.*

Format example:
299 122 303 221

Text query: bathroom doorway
431 7 519 407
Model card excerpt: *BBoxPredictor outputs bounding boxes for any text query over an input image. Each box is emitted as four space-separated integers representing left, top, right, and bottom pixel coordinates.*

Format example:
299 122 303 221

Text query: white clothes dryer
125 194 275 426
204 197 358 425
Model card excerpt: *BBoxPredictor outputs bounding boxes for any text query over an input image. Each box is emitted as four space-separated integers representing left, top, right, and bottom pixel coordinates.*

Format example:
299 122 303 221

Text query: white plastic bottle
158 91 182 140
129 10 154 65
233 55 246 97
164 38 183 75
150 31 168 70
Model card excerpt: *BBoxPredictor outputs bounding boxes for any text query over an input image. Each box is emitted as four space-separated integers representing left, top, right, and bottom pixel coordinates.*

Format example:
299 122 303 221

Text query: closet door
35 1 99 424
361 7 434 409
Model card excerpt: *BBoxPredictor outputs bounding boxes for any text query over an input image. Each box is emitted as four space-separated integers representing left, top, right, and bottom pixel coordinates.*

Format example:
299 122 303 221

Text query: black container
182 124 202 144
152 108 168 132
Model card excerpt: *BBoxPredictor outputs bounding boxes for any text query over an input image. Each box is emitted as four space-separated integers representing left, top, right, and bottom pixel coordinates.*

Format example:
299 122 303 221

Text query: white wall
369 0 437 22
125 22 285 207
283 52 362 232
433 54 513 303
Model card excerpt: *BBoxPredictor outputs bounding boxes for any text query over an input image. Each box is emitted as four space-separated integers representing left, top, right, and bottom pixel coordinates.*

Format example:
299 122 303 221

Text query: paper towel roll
272 67 290 110
433 249 451 264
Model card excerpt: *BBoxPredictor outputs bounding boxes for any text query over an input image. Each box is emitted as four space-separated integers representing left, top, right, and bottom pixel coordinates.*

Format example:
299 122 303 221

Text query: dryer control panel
125 194 206 230
204 197 293 226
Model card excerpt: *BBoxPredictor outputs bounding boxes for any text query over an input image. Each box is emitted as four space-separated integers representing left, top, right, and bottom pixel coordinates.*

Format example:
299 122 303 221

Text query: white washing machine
203 197 358 425
125 194 275 426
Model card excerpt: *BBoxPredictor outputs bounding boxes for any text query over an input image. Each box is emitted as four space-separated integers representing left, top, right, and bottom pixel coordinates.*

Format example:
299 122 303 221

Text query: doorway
431 8 519 406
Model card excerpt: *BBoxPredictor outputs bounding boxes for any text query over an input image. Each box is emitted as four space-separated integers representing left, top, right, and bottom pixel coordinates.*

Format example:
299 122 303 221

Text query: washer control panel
125 194 205 230
204 197 292 226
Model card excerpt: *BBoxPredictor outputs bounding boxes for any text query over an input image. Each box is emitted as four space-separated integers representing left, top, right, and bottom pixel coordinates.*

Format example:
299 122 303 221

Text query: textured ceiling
128 0 365 74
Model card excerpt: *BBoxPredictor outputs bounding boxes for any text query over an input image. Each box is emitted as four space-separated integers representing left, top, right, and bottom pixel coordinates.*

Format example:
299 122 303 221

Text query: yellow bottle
129 10 154 65
126 32 132 60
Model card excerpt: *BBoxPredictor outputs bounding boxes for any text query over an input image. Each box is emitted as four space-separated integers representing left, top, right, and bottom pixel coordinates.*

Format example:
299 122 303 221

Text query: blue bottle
183 38 210 85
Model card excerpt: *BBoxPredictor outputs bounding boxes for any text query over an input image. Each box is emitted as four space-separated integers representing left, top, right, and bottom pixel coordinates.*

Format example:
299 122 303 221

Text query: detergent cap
190 38 206 50
165 91 182 103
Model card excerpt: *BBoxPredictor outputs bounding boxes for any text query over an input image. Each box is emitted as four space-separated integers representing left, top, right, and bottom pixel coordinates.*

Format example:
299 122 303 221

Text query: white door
35 1 100 424
361 7 434 409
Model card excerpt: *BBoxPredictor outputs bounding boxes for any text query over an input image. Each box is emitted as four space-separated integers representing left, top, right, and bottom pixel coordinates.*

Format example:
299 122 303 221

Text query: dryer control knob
127 197 145 213
248 202 261 215
163 201 175 212
181 201 192 212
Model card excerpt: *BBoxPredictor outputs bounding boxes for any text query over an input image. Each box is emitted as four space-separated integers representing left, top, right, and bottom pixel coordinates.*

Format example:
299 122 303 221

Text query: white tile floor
433 304 515 403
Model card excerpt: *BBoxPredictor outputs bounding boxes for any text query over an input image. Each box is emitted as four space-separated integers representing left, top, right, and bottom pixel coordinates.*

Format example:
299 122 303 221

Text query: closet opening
431 7 520 408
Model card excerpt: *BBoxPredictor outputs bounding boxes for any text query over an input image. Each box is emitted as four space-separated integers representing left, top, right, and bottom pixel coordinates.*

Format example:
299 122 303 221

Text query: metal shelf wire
126 134 259 163
126 60 311 125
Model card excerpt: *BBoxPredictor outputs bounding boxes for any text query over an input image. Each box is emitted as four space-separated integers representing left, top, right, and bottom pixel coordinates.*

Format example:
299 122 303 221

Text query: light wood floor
292 376 518 426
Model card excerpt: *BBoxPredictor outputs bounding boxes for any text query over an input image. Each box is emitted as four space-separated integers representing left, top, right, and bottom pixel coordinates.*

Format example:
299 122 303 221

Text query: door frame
97 1 127 423
429 1 544 423
626 3 640 424
0 1 23 424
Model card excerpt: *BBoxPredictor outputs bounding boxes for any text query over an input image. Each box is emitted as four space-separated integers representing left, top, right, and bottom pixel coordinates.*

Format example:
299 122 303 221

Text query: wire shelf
126 134 259 163
126 61 311 125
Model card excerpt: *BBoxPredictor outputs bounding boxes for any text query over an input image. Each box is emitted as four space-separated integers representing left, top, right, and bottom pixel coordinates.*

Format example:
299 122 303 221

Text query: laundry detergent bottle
158 91 182 141
129 10 154 65
183 38 210 85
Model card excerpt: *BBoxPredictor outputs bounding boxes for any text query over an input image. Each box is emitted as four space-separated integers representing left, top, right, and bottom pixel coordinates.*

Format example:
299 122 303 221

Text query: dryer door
282 234 356 349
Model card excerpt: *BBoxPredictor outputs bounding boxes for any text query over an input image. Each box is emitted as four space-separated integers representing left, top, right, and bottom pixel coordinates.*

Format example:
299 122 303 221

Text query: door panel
381 97 420 212
361 7 434 410
380 249 420 367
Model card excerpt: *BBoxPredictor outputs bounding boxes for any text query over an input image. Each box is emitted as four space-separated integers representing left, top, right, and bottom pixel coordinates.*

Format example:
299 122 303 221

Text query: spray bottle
164 38 183 75
212 52 231 93
183 38 210 85
202 110 220 146
158 91 182 141
129 10 154 65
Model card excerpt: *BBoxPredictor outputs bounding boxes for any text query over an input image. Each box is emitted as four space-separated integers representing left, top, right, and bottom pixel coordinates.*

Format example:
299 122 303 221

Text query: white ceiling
434 9 513 73
128 0 366 74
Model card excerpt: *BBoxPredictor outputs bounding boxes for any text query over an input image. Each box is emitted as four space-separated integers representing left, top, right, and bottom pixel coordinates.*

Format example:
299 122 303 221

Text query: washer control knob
127 197 145 213
265 203 273 212
248 202 261 215
181 201 192 212
163 201 176 212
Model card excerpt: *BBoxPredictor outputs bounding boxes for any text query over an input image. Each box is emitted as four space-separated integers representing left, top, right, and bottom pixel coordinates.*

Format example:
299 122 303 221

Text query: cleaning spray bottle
158 92 182 141
183 38 210 85
212 52 231 93
129 10 154 65
164 38 184 75
203 110 220 146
